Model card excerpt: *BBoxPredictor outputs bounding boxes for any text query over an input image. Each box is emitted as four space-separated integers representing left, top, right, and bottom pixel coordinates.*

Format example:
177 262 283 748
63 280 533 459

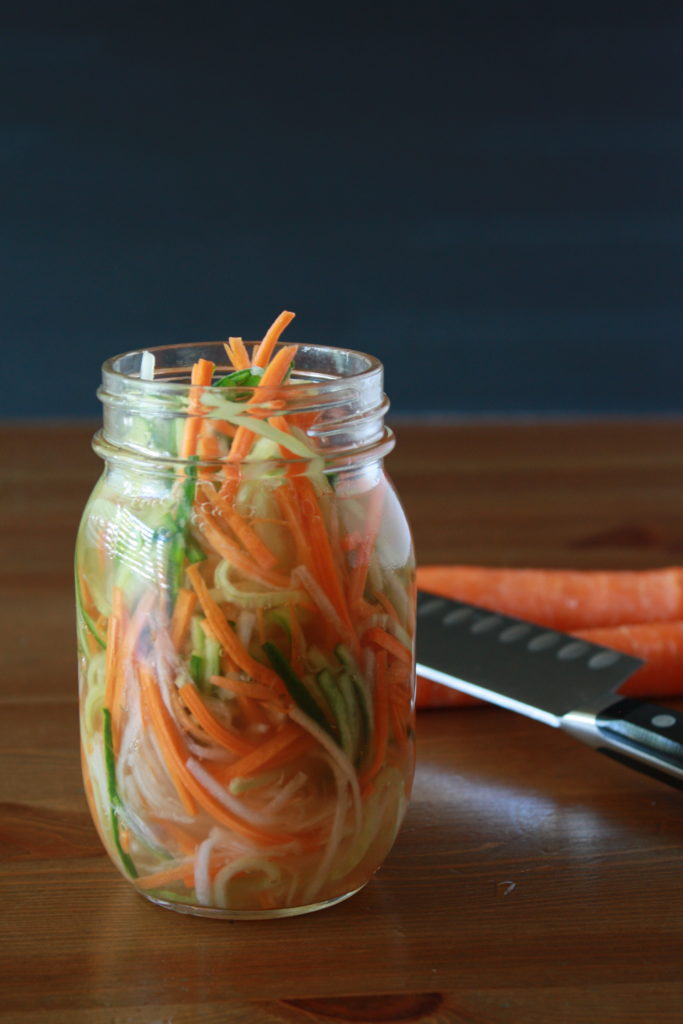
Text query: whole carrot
417 565 683 632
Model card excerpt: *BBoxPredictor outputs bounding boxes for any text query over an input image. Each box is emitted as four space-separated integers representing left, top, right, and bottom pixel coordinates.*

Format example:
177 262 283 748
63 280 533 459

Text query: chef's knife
416 590 683 789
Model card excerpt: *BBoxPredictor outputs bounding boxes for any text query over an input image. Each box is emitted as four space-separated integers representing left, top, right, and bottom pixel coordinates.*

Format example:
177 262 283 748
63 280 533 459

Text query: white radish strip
212 855 281 911
185 738 234 763
186 757 285 831
119 685 143 776
265 770 308 814
303 754 347 904
287 706 361 834
292 565 355 649
119 803 169 858
139 350 156 380
214 560 306 609
194 834 217 906
236 610 256 650
382 568 412 628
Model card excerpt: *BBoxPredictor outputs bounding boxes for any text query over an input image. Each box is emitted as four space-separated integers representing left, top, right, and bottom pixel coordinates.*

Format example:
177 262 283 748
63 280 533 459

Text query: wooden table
2 418 683 1023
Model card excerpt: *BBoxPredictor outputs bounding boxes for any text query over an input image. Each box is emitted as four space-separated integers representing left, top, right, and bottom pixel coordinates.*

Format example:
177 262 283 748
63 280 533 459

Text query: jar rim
102 341 384 397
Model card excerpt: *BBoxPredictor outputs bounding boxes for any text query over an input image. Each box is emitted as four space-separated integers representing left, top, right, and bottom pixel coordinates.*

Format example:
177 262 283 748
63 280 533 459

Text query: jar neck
96 342 394 471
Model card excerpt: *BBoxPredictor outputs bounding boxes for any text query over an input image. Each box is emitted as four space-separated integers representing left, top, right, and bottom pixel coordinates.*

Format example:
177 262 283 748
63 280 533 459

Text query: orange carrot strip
360 650 389 790
363 625 412 665
273 483 315 571
135 860 195 890
253 310 296 368
224 336 250 370
170 588 198 649
178 682 254 755
210 674 286 704
372 588 400 622
186 563 283 688
139 668 197 815
180 358 215 461
292 474 354 631
201 486 279 569
140 670 295 844
196 506 290 590
223 345 299 470
221 722 308 780
416 565 683 632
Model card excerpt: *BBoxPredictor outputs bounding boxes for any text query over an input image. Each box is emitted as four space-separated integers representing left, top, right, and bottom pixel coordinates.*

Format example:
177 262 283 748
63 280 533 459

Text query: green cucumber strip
75 570 106 650
262 642 337 741
335 644 374 737
102 708 138 879
338 671 362 765
203 635 221 682
189 654 204 686
317 669 354 760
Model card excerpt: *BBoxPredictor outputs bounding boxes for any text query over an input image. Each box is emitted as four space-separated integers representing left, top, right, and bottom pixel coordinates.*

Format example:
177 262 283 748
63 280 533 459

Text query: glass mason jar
76 341 416 918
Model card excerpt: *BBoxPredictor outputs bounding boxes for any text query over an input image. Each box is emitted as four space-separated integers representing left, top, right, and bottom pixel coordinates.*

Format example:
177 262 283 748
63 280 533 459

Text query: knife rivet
651 713 676 729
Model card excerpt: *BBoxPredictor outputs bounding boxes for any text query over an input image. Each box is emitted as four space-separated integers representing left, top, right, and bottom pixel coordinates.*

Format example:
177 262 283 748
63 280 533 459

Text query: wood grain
2 418 683 1023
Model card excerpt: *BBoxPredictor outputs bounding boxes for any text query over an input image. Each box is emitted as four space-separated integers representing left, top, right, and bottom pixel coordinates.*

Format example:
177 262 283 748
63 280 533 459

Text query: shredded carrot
180 358 215 461
253 310 296 368
363 625 412 665
224 336 250 370
291 474 354 632
372 588 400 622
201 485 279 569
221 722 309 781
186 562 283 688
140 670 297 844
139 668 197 816
273 482 316 571
178 682 253 756
210 674 286 704
170 588 197 649
196 505 290 590
222 344 299 474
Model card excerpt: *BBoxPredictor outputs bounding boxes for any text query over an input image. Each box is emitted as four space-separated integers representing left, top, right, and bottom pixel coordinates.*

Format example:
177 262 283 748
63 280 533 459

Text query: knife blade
416 590 683 790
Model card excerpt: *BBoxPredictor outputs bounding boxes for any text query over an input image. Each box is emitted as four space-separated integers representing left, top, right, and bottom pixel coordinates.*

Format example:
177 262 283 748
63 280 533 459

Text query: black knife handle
561 699 683 790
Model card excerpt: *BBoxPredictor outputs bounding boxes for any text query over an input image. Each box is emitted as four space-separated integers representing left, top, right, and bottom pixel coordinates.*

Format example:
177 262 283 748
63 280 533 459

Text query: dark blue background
3 1 682 417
